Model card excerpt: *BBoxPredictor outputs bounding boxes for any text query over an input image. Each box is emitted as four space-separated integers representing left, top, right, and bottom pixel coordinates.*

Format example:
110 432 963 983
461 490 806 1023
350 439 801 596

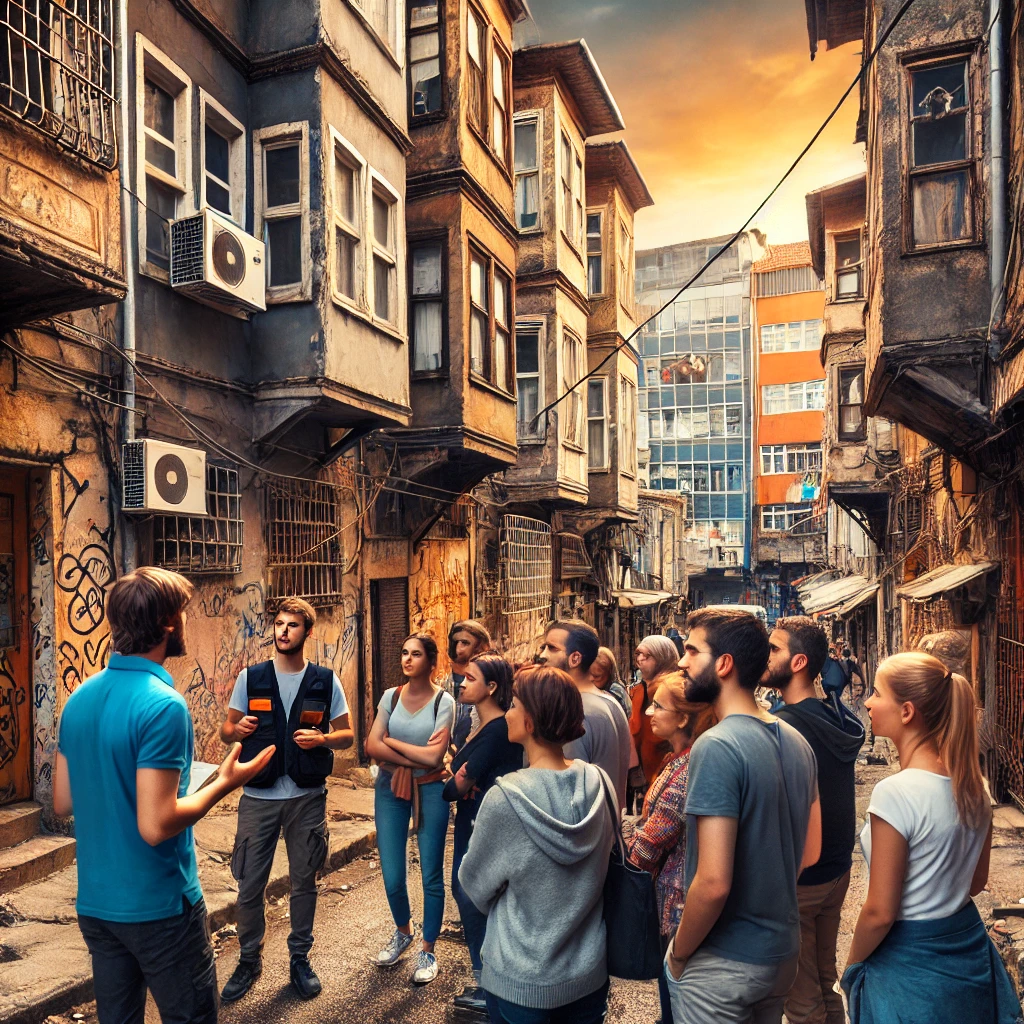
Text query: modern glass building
635 233 761 593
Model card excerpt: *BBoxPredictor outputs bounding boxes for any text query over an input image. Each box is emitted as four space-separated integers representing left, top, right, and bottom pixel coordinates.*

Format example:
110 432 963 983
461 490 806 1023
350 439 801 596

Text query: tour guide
219 598 353 1002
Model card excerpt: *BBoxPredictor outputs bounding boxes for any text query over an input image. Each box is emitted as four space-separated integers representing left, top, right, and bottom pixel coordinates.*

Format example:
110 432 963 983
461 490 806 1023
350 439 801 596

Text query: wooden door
0 466 30 804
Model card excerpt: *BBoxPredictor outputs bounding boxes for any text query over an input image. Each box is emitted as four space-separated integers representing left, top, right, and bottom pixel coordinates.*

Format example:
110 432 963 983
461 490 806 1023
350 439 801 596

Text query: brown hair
592 647 622 690
686 607 770 691
275 597 317 632
876 652 989 829
471 653 515 711
547 619 600 672
514 666 585 745
653 671 717 745
403 631 439 670
106 567 194 656
775 616 830 680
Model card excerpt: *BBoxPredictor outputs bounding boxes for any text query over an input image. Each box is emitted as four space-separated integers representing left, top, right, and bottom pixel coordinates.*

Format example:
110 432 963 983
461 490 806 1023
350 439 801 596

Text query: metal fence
498 514 551 660
1 0 117 167
995 504 1024 810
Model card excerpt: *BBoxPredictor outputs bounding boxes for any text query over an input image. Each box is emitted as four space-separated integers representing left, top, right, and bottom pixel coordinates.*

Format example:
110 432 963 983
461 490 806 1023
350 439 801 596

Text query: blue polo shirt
58 653 202 922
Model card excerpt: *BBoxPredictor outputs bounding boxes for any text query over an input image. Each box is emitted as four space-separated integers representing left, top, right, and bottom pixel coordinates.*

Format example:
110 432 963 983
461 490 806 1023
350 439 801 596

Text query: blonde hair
638 635 680 677
654 672 717 745
592 647 622 689
876 652 989 829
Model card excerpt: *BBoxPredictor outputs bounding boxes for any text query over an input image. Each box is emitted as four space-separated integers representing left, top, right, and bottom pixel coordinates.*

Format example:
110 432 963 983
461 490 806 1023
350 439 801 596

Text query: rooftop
805 173 867 278
585 140 654 213
804 0 866 60
753 241 814 274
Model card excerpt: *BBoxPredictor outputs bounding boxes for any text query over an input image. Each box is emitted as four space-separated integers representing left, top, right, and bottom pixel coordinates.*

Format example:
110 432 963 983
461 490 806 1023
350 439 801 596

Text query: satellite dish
153 453 189 505
212 229 246 287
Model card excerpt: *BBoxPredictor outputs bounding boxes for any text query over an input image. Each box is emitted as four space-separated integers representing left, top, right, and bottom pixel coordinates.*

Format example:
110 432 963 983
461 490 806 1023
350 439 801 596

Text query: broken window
834 232 863 299
907 57 972 247
838 366 866 441
409 0 442 116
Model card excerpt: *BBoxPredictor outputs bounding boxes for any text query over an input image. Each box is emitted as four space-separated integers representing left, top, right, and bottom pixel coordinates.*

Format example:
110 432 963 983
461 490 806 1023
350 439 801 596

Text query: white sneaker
411 950 438 984
375 928 414 966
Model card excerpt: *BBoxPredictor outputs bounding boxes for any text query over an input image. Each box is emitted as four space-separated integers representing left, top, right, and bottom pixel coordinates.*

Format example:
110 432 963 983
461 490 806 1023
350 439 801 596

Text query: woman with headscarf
630 635 679 791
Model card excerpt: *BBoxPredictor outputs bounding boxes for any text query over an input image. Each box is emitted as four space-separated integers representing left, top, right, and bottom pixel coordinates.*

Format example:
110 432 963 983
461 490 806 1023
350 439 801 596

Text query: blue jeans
374 774 448 943
484 979 609 1024
452 807 488 973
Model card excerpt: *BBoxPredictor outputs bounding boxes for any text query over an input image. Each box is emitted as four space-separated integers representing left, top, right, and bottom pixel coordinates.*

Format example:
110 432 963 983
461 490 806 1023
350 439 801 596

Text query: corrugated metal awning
798 574 872 615
611 589 676 608
897 562 998 602
820 581 879 618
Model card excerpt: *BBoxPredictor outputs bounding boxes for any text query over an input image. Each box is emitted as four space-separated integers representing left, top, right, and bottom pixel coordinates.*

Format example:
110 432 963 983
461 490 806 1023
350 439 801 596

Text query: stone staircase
0 803 76 896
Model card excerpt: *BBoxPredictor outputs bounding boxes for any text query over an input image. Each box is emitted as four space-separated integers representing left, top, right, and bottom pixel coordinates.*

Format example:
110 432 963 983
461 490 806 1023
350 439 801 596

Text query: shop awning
896 562 997 602
820 581 879 618
612 588 676 608
797 574 872 615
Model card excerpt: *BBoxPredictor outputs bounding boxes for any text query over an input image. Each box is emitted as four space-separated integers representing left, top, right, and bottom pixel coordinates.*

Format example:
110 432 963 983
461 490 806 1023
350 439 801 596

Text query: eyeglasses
645 699 673 716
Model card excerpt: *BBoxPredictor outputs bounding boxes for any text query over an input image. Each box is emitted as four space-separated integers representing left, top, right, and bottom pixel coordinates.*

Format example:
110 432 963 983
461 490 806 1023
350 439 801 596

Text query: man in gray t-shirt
665 608 820 1024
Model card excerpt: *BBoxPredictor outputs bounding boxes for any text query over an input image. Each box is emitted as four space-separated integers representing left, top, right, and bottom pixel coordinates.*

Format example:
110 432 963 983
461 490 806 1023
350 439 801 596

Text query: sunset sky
525 0 866 252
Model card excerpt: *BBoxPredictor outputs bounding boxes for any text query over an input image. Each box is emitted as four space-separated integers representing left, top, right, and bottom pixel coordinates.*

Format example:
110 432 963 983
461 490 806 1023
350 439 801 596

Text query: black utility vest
240 661 334 789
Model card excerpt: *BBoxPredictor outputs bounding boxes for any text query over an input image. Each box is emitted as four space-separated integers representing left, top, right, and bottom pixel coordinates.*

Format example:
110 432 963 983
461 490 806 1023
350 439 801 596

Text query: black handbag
600 776 663 981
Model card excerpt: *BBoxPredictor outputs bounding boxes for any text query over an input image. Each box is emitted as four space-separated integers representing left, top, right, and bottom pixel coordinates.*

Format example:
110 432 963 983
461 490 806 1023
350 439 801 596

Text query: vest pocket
240 715 278 787
294 745 334 784
230 836 248 881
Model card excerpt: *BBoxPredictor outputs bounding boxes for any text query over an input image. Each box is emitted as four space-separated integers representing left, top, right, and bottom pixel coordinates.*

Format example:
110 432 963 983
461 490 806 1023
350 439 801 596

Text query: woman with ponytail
842 652 1021 1023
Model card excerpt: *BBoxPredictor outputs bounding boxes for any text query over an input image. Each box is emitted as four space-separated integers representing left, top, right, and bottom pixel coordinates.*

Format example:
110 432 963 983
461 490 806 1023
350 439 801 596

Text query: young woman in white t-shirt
842 652 1021 1024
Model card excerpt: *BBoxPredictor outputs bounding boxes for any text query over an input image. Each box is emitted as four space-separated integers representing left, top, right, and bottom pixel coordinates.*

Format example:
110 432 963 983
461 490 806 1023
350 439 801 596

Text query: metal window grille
425 498 472 540
498 515 551 658
264 477 344 607
995 495 1024 810
557 531 591 579
1 0 117 168
754 266 822 297
151 465 243 575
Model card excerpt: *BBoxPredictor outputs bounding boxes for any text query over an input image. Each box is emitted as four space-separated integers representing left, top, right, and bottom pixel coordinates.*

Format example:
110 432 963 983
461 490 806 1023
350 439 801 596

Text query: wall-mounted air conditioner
170 207 266 317
122 440 208 516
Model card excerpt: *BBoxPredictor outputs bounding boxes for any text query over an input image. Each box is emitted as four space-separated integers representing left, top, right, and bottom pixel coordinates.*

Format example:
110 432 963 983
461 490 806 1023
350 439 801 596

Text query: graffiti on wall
410 543 469 677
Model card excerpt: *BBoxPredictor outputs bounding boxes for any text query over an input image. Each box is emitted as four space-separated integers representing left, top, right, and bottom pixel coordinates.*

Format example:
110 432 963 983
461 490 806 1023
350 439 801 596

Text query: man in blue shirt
54 567 275 1024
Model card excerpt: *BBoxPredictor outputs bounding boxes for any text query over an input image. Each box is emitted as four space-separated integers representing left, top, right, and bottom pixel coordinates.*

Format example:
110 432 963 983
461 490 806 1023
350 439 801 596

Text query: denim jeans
78 896 217 1024
374 773 448 943
451 808 488 973
484 978 610 1024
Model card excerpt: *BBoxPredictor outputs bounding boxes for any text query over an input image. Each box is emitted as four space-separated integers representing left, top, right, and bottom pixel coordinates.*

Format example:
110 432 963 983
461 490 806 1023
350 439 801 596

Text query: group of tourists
52 565 1022 1024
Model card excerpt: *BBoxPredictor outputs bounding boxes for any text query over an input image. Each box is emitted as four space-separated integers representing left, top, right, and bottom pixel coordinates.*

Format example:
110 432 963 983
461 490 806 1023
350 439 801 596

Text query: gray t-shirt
377 686 456 777
683 714 818 965
229 664 348 800
564 691 631 810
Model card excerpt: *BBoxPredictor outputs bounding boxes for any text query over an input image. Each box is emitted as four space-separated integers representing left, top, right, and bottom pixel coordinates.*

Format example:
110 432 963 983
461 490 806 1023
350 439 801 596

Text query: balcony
0 0 125 325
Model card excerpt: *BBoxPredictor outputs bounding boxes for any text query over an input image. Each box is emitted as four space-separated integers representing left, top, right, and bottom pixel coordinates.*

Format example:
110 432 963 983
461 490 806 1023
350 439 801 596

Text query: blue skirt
842 901 1022 1024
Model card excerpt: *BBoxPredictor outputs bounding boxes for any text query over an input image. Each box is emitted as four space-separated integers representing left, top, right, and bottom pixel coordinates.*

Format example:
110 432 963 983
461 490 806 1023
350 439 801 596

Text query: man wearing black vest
220 598 353 1002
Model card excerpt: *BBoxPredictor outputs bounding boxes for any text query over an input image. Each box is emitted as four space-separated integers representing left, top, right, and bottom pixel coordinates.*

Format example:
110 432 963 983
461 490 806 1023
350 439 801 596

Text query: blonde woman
843 653 1020 1023
589 647 632 719
630 636 678 789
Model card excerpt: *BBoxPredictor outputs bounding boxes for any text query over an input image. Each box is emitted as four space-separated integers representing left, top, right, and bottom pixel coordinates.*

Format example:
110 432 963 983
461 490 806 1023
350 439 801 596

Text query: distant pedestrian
53 567 275 1024
840 647 866 705
219 598 353 1002
441 619 491 750
589 646 633 719
843 653 1021 1023
764 617 862 1024
621 672 715 1024
365 632 455 985
443 653 522 1014
460 667 617 1024
665 608 821 1024
538 620 631 809
632 636 677 787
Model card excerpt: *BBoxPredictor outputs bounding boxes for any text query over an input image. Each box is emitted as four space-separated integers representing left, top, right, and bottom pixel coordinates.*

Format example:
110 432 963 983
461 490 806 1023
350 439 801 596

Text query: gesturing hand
219 742 276 790
292 729 326 750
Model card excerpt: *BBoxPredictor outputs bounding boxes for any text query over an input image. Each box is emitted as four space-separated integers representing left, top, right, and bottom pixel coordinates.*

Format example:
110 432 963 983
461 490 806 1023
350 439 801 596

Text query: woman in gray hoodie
459 666 617 1024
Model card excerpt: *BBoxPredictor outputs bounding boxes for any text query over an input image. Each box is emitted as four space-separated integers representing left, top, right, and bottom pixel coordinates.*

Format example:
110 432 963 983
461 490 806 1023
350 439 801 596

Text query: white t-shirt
861 769 989 921
229 663 348 800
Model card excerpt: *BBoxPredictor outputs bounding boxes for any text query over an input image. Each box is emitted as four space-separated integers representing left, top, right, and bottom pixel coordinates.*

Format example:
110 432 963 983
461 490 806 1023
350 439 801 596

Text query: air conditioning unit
122 440 208 516
170 208 265 317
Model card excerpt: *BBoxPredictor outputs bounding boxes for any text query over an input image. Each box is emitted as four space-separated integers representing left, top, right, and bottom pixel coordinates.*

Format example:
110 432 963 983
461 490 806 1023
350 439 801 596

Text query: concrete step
0 835 76 896
0 803 42 852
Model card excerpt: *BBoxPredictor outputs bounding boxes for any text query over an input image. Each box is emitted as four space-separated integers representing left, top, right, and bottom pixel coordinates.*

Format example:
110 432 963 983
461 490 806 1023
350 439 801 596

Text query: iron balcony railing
1 0 117 168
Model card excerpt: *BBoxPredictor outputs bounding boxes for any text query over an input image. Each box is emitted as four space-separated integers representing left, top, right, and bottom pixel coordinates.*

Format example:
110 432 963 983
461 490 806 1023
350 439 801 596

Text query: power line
530 0 920 429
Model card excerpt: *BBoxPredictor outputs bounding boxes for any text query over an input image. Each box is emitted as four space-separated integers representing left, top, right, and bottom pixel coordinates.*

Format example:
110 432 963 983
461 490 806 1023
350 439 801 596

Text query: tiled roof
753 241 813 273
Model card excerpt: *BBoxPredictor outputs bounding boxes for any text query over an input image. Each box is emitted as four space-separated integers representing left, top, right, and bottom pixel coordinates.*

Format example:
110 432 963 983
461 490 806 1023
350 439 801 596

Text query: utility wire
530 0 920 429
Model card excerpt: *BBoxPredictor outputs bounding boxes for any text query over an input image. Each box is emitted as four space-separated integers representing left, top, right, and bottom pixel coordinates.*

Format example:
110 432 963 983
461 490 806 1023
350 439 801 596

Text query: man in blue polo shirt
53 567 275 1024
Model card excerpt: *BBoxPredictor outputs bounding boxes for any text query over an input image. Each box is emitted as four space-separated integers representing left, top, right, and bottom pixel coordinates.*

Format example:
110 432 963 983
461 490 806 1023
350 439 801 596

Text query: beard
538 649 568 671
762 661 794 691
165 622 186 659
276 635 305 656
683 661 722 703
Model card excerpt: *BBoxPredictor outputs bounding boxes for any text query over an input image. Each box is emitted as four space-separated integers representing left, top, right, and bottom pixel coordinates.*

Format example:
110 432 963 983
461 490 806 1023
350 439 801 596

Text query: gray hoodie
459 760 615 1009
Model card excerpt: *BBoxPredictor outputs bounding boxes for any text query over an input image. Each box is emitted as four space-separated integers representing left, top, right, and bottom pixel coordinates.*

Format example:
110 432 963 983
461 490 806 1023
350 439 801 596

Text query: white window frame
368 169 402 329
349 0 401 61
620 376 637 477
760 320 822 353
586 209 603 295
328 127 367 313
761 380 825 414
761 503 813 532
254 121 311 303
587 377 610 471
833 230 864 300
559 128 583 252
135 35 193 281
561 327 585 450
516 319 545 443
514 110 542 233
759 442 822 475
199 90 245 225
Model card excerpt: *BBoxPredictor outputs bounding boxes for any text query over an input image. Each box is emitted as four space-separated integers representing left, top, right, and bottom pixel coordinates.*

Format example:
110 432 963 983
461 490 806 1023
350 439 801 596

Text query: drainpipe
989 0 1007 362
117 0 138 573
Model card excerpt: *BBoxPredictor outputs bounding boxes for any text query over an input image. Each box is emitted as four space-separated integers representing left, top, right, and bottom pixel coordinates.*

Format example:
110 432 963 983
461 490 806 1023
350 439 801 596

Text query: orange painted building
751 242 826 620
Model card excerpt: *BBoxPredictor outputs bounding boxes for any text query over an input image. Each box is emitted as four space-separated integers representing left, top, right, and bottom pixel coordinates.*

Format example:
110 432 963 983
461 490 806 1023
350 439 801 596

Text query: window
409 0 441 116
255 123 309 301
514 114 540 230
587 212 603 294
620 377 637 475
469 246 514 392
371 178 399 323
838 366 866 440
200 94 244 223
618 218 634 308
562 329 585 448
517 323 543 440
834 232 863 299
410 241 444 372
761 503 813 532
491 45 510 166
470 252 489 378
136 38 191 275
906 56 973 248
331 134 365 305
467 7 486 133
352 0 396 52
560 132 583 247
494 268 512 392
762 381 826 414
760 443 823 474
760 320 822 353
587 379 609 470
